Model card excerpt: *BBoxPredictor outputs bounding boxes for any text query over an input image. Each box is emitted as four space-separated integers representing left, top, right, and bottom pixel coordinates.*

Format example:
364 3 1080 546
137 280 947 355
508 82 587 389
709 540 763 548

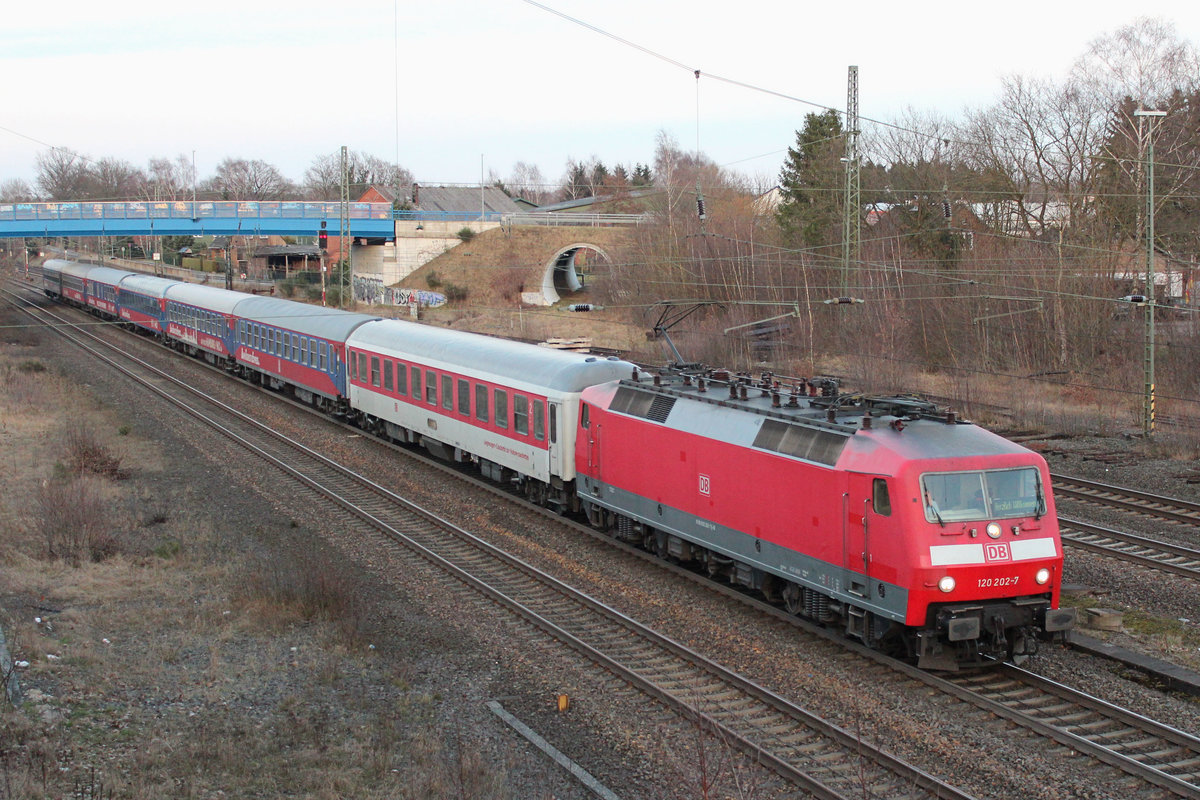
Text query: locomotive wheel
782 583 803 615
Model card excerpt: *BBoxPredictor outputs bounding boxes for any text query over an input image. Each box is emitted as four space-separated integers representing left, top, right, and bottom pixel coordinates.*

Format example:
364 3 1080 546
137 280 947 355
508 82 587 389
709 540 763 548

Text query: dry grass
0 303 518 799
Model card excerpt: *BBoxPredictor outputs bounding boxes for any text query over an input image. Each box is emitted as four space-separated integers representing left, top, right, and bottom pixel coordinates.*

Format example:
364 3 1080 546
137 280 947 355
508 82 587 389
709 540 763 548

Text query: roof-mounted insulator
862 415 873 430
826 409 836 423
946 411 957 424
631 367 639 382
653 374 662 386
729 382 738 400
697 377 706 393
772 391 781 408
738 385 748 401
683 374 693 386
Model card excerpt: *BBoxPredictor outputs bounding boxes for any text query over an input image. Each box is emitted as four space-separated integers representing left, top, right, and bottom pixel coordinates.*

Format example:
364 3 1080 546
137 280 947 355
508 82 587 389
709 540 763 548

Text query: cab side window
872 478 892 516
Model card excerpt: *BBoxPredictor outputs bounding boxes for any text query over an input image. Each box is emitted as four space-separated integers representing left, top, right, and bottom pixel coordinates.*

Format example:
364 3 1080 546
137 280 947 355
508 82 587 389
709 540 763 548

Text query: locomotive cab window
921 467 1044 523
580 403 589 429
872 478 892 516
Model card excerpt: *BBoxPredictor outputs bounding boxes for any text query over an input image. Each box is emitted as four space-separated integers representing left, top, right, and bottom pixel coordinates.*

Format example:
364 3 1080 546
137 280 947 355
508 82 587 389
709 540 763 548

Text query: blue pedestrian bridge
0 200 395 240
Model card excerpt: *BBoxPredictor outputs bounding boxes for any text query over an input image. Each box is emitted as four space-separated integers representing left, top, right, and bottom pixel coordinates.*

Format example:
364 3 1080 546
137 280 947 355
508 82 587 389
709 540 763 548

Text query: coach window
475 384 489 423
441 375 453 410
301 338 308 365
384 360 394 391
457 379 470 415
533 400 545 441
320 343 328 371
396 361 408 395
283 332 291 359
425 370 437 404
873 478 892 517
359 353 369 383
494 389 508 429
513 395 529 435
371 356 381 387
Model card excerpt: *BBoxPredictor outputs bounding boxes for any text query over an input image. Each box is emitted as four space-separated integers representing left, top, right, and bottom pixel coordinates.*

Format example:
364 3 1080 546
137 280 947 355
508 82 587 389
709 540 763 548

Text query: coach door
844 472 881 599
547 402 561 476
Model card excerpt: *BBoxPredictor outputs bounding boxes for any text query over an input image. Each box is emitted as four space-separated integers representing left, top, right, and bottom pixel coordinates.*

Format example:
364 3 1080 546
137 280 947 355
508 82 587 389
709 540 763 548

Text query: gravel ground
4 292 1199 799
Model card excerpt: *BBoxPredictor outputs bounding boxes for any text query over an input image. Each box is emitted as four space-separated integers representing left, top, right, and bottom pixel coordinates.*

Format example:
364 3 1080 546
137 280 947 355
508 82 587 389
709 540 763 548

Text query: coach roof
348 318 635 392
119 273 182 298
232 296 380 341
166 282 256 314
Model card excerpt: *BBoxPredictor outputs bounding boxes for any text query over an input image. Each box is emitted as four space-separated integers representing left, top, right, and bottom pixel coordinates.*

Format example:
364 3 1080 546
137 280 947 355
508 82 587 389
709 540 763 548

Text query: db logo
698 474 711 496
984 543 1011 562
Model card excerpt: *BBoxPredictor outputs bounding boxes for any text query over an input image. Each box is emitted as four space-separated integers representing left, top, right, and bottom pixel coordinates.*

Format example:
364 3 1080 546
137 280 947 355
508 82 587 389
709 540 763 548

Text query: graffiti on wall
353 275 446 308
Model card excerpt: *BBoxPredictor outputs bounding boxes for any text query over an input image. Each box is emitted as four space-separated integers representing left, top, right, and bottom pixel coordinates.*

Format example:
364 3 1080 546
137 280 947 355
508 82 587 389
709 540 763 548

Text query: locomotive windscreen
920 468 1044 523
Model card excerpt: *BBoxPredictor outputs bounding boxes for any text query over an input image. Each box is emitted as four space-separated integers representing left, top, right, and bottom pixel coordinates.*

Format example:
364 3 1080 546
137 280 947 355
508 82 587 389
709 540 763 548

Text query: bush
64 427 126 480
443 283 469 302
277 280 296 298
239 537 366 645
425 271 442 289
456 227 475 242
36 478 119 565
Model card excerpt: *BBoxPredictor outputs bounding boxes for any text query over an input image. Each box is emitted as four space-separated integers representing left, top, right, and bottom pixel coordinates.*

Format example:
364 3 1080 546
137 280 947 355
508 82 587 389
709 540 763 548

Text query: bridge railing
0 201 393 222
393 209 648 227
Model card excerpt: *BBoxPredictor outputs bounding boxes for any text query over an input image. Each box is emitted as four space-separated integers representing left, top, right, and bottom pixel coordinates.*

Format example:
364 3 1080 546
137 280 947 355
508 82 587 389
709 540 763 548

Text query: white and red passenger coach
346 319 634 508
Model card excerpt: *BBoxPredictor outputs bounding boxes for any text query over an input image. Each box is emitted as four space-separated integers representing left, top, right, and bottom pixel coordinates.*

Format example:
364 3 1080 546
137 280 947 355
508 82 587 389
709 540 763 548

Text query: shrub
443 283 469 302
239 538 365 645
64 427 126 480
17 360 45 374
36 478 119 565
456 227 475 242
425 271 442 289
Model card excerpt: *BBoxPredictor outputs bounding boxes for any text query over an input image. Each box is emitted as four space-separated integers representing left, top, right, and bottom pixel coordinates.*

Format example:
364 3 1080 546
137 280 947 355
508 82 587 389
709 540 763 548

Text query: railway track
943 665 1200 798
11 281 1200 798
1052 473 1200 527
4 287 976 800
1059 516 1200 580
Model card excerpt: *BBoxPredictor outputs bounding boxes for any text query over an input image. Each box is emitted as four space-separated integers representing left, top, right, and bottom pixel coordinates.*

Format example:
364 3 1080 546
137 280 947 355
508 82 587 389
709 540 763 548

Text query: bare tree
505 161 550 205
0 178 36 202
143 154 196 201
1070 16 1200 108
35 149 91 200
206 157 292 201
87 157 146 201
303 149 413 202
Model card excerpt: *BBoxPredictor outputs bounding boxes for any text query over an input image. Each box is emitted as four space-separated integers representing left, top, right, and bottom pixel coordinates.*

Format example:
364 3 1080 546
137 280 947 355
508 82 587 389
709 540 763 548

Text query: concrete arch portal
535 243 610 306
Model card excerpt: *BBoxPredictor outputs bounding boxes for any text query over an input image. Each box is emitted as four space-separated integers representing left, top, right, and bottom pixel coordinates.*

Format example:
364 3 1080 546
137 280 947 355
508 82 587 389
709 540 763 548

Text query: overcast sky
3 1 1199 193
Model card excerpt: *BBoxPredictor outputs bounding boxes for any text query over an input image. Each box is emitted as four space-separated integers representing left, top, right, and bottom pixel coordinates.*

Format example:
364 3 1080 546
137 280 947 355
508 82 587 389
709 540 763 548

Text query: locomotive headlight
986 522 1002 539
1035 568 1051 585
937 575 956 593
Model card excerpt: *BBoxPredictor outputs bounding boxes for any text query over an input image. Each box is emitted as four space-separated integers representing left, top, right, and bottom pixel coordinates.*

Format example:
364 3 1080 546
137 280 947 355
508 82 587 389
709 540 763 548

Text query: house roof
413 185 524 215
255 245 321 257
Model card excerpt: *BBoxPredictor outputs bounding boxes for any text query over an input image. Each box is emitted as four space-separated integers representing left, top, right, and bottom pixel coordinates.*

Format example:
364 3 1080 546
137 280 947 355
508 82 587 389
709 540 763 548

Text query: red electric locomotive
575 370 1075 669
